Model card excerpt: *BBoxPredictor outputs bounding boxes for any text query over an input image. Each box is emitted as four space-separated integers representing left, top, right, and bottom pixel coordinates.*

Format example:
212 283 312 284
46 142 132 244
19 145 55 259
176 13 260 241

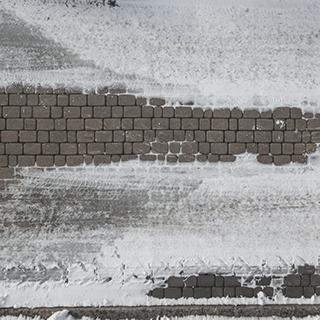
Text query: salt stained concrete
0 0 320 108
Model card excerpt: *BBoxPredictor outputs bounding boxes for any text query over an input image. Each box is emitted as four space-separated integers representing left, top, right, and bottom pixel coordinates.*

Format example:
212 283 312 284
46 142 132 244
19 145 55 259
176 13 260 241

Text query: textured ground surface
1 159 320 306
0 0 320 107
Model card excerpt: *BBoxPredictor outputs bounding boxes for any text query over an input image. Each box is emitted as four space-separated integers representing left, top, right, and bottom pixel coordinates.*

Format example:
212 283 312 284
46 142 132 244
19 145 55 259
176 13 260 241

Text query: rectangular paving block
284 274 301 286
165 276 185 288
197 274 215 287
194 287 211 299
236 287 254 298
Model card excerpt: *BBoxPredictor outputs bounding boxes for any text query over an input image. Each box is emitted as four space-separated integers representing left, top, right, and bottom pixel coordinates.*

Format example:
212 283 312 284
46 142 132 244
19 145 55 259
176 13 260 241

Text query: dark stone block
224 276 241 287
263 287 274 298
182 287 193 298
284 286 303 298
194 287 211 299
149 288 164 299
255 276 271 286
211 287 224 298
311 274 320 286
301 275 311 286
223 287 236 297
215 275 224 287
236 287 254 298
184 275 197 287
165 276 185 288
197 273 215 287
284 274 301 286
164 287 182 299
298 265 315 275
303 286 314 298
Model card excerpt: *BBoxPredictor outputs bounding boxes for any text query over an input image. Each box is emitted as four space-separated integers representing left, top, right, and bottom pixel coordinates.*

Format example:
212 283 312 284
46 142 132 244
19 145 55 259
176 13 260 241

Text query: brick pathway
0 84 319 178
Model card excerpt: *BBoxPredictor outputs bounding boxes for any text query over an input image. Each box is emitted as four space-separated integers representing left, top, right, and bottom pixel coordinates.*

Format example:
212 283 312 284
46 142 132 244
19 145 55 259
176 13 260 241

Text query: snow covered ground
1 0 320 107
1 155 320 306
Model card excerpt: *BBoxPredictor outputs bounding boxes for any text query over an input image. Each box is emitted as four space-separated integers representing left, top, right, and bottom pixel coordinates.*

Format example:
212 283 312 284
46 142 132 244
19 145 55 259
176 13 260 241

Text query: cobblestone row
0 84 319 174
149 265 320 299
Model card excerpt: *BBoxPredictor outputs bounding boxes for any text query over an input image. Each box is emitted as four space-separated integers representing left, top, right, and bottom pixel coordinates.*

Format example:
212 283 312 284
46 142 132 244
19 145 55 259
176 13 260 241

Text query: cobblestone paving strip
0 84 319 179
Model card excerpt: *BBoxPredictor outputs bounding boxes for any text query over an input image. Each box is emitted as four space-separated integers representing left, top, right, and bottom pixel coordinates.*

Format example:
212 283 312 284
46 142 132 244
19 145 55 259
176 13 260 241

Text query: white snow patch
1 0 320 108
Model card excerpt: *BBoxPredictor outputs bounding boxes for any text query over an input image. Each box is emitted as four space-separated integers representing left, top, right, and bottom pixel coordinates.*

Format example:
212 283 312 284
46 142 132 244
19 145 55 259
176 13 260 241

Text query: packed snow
1 0 320 108
1 155 320 307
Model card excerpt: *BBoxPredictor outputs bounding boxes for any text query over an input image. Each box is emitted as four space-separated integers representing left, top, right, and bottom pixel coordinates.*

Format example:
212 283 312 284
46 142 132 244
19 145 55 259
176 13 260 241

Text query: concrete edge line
1 305 320 319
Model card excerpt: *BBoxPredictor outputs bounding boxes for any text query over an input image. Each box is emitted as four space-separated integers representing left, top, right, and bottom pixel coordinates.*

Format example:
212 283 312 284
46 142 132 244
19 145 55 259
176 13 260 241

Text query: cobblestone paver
149 264 320 300
0 84 319 178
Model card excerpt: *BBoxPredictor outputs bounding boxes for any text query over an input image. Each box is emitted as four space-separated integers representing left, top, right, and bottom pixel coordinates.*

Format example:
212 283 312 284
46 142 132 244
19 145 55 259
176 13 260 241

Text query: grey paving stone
181 142 197 154
88 94 105 106
67 119 84 130
284 287 303 298
166 154 178 163
124 106 141 118
193 108 203 118
303 286 314 298
103 119 120 130
60 143 77 155
136 97 147 106
178 154 195 162
273 107 290 119
211 143 228 155
256 119 274 130
270 143 281 155
284 274 301 286
24 143 41 155
229 143 246 155
291 107 303 119
236 287 254 298
17 155 35 166
237 131 254 142
0 168 14 179
36 119 54 130
57 94 69 106
154 106 163 117
282 143 294 155
231 108 243 118
6 119 23 130
1 131 18 142
261 110 272 118
105 94 118 106
211 287 224 298
36 155 54 167
224 287 236 297
9 94 26 105
152 118 169 129
254 131 272 142
213 108 230 118
263 287 274 298
197 274 215 287
307 119 320 130
284 131 301 142
224 276 241 287
298 265 316 275
122 119 133 130
3 106 20 118
156 130 173 142
246 143 258 154
204 109 213 118
273 155 291 166
19 131 36 142
175 107 192 118
164 288 182 299
194 130 206 142
144 130 156 142
166 276 185 288
243 109 260 118
42 143 59 155
163 107 175 118
170 118 181 130
27 94 38 106
0 94 8 105
39 94 56 106
184 276 197 287
239 119 255 130
70 94 87 106
194 287 211 299
140 154 156 161
64 106 81 118
66 155 84 166
182 118 198 130
151 142 168 154
105 143 123 155
182 287 193 298
220 155 236 162
215 276 224 287
142 106 154 118
212 119 228 130
311 274 320 286
150 97 165 106
132 143 150 154
33 106 50 118
229 119 237 130
207 131 224 142
133 118 151 130
93 106 111 118
111 106 123 118
272 131 284 142
87 143 104 155
6 143 22 155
